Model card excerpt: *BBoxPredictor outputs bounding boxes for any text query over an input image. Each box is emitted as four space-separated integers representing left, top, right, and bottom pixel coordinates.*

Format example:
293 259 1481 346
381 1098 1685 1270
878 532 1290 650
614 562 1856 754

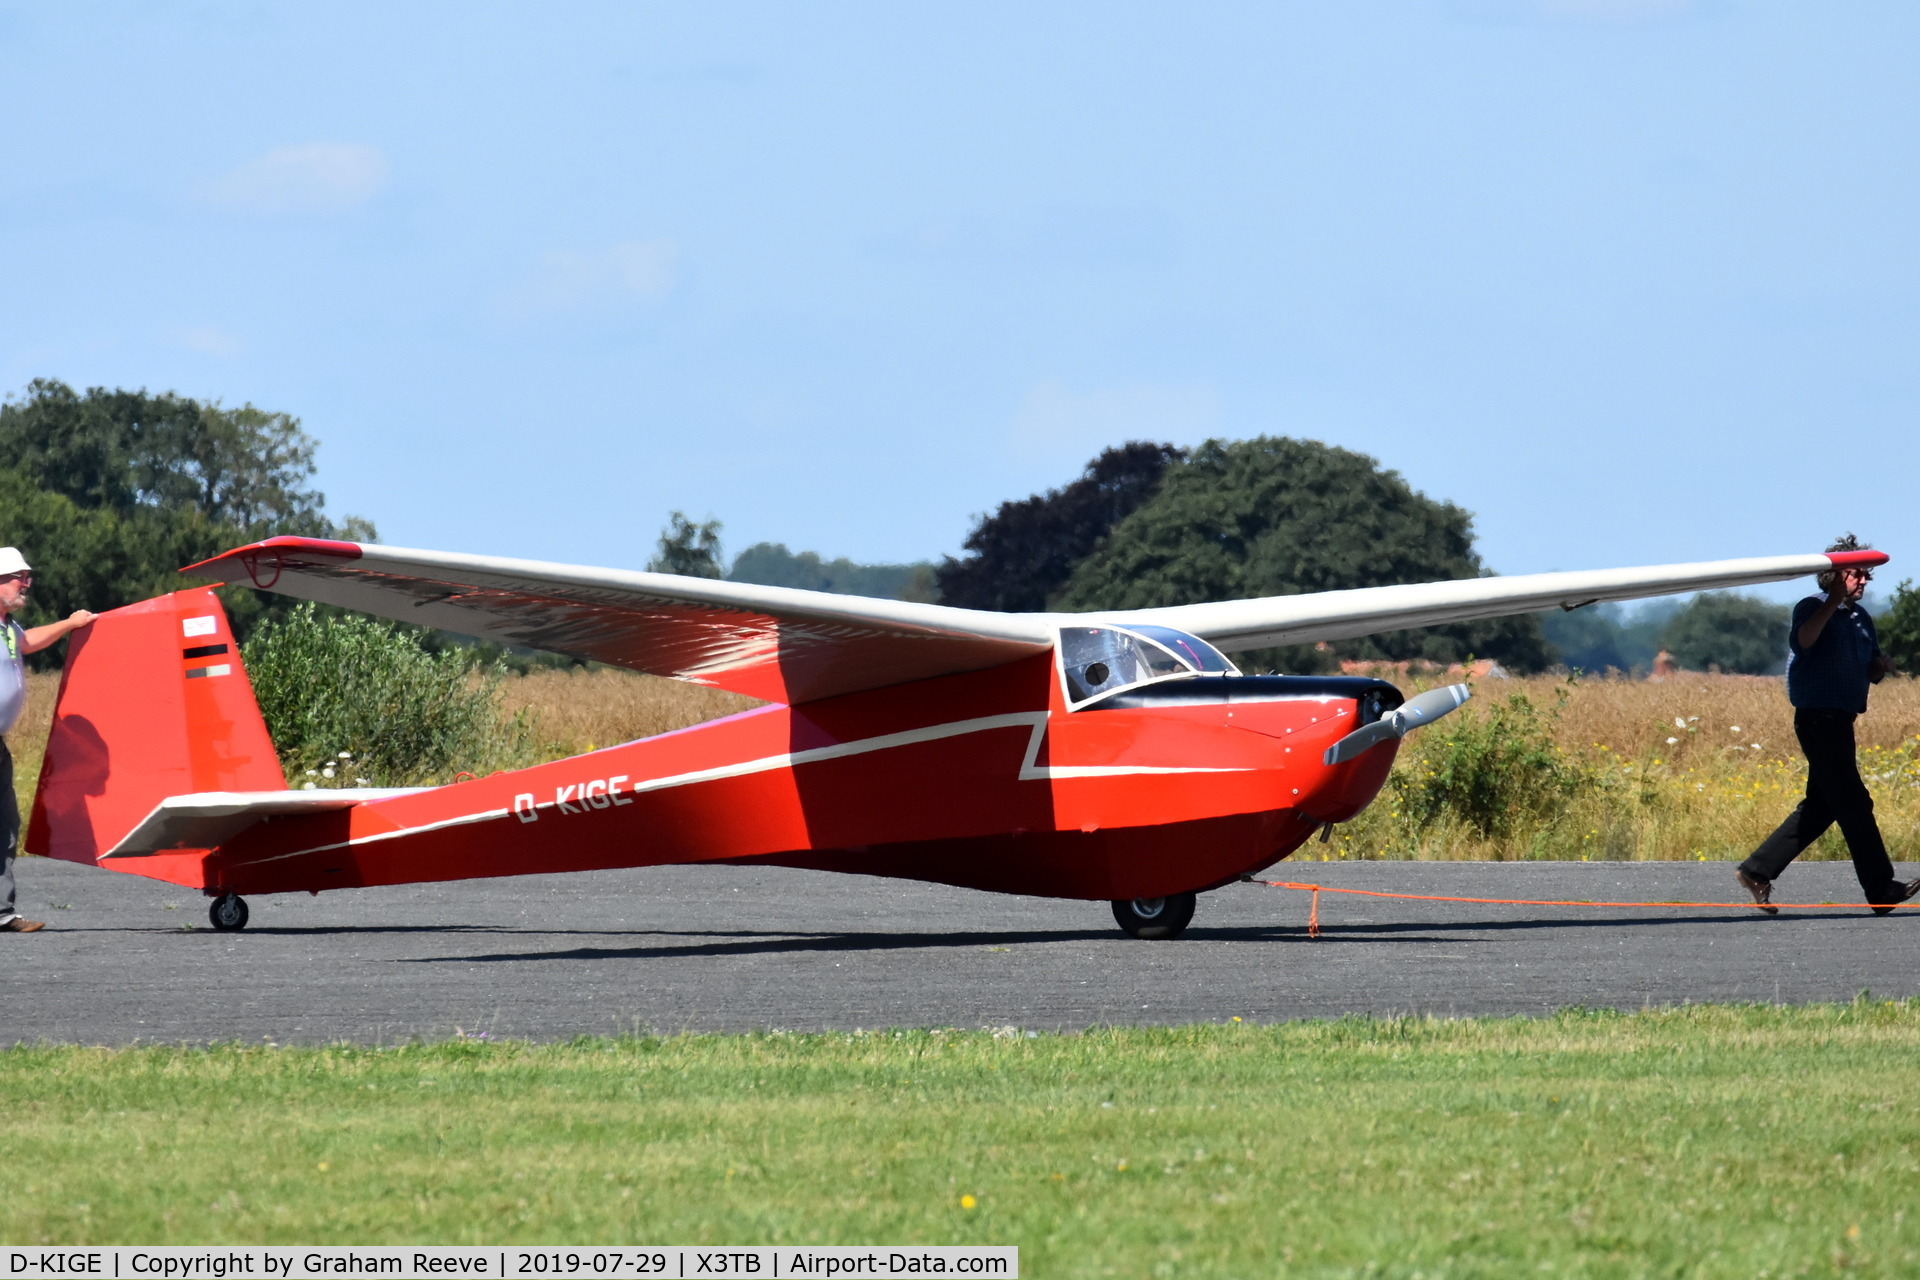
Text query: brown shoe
1736 869 1778 916
1871 879 1920 916
3 917 44 933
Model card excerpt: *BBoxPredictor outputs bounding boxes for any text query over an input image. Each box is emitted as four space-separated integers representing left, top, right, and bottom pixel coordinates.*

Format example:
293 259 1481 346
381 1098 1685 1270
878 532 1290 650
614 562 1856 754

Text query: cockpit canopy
1058 624 1239 707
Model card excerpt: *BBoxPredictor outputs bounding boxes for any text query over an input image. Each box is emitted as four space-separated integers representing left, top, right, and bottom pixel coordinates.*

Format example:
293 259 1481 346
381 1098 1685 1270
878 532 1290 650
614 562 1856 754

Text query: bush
241 604 528 786
1388 683 1594 843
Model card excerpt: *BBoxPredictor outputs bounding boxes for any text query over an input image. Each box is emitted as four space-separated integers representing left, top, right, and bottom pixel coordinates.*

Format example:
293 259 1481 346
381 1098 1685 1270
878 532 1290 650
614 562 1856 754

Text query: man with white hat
0 547 95 933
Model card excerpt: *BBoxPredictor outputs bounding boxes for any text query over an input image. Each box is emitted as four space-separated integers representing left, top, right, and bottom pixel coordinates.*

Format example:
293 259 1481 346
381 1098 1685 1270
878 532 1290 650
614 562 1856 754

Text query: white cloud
170 325 242 358
204 143 389 213
501 239 678 316
1011 380 1217 456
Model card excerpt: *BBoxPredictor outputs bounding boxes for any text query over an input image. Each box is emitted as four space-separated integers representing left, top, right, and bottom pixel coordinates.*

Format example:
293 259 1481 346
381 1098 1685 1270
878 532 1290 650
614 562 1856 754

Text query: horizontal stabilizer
103 788 427 859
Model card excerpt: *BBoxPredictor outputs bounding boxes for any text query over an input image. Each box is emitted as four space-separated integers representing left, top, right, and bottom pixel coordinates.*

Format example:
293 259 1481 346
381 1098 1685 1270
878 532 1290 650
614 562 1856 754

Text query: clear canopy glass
1057 625 1238 706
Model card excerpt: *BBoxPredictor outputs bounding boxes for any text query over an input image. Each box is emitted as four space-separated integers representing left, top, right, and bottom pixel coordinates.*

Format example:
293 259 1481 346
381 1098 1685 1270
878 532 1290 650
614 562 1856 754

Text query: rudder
25 589 283 877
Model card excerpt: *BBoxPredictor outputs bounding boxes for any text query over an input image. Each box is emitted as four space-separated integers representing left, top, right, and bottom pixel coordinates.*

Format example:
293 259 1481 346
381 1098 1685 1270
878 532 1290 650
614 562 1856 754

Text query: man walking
0 548 95 933
1737 536 1918 915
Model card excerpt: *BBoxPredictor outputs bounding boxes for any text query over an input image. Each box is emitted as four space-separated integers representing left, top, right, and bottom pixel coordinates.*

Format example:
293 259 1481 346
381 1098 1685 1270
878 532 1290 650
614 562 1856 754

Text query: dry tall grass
1330 672 1920 865
497 667 762 761
13 665 1920 864
7 671 58 814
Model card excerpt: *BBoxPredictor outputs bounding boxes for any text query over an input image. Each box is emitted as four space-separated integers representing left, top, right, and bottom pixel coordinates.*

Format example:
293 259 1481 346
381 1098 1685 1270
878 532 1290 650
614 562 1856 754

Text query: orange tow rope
1257 879 1920 939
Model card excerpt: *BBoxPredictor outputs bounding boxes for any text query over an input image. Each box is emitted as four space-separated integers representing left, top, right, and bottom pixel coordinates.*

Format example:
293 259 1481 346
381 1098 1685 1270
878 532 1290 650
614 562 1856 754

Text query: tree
0 380 376 661
0 379 342 533
1539 599 1682 674
936 441 1187 612
1875 579 1920 674
1659 592 1789 675
1054 437 1550 672
729 542 936 601
648 512 724 578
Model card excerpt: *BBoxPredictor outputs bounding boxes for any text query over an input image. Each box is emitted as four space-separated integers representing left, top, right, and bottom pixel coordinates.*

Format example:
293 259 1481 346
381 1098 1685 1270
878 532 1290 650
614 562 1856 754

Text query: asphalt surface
6 857 1917 1044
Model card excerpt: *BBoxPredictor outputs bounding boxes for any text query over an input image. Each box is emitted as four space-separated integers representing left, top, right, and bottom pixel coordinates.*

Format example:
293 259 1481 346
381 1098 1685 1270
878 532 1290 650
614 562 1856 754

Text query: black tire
209 893 249 932
1111 891 1196 940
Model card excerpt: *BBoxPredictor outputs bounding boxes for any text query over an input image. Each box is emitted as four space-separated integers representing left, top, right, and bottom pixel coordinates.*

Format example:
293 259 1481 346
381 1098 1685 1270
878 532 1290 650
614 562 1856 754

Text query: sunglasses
0 573 31 585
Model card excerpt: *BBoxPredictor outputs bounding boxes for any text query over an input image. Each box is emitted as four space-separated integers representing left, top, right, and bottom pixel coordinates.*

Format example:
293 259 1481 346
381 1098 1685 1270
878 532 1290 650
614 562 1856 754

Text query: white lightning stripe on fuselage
230 710 1253 867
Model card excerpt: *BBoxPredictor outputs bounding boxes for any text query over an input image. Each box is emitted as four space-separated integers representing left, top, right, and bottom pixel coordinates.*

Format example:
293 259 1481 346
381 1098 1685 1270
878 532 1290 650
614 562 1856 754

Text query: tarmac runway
6 856 1917 1044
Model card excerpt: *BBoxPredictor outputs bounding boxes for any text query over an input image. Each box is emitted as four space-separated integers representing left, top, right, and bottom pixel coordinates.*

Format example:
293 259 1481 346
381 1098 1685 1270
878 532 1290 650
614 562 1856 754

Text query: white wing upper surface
184 538 1055 703
184 538 1882 703
1107 553 1880 652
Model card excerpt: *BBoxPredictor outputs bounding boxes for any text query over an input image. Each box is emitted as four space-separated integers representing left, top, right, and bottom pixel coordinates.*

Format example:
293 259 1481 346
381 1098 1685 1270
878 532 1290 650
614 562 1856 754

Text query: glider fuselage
146 656 1402 902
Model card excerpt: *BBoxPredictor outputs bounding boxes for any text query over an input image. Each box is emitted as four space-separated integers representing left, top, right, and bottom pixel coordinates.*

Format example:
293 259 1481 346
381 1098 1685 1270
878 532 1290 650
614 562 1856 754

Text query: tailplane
25 589 285 880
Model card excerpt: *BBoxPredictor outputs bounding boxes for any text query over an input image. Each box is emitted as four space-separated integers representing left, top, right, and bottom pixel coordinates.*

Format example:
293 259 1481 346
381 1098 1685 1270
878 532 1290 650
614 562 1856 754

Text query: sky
2 1 1916 600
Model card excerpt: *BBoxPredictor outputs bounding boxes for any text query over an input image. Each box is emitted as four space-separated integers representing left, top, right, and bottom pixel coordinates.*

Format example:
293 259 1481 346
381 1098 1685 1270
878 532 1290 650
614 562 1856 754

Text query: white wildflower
321 766 335 778
1666 736 1680 745
1675 717 1686 728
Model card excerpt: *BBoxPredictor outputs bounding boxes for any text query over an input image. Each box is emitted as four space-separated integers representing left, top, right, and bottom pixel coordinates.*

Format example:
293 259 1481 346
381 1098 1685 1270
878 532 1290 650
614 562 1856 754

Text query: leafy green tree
0 379 350 532
1874 579 1920 674
729 542 935 601
648 512 724 578
1659 592 1790 675
937 441 1186 612
1055 437 1550 672
0 380 376 660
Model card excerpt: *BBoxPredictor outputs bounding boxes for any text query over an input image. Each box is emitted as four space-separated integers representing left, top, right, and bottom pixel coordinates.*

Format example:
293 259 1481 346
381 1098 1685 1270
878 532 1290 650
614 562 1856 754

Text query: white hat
0 548 31 576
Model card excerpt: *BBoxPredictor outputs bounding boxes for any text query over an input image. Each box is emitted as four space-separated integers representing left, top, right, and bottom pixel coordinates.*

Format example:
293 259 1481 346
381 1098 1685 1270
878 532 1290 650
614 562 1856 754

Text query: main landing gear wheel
1111 892 1196 940
209 893 249 932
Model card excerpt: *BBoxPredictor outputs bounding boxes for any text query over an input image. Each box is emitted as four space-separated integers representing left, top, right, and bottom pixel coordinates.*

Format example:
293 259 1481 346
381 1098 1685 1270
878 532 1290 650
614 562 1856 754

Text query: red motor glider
26 539 1886 938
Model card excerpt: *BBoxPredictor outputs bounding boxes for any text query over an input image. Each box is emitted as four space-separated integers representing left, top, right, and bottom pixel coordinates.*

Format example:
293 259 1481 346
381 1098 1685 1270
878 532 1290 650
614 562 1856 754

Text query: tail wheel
1111 891 1196 940
209 893 249 932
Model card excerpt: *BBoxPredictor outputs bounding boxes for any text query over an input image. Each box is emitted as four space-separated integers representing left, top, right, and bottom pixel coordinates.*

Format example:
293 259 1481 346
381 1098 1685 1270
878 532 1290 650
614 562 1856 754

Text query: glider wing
1103 550 1889 653
183 538 1054 703
184 539 1884 701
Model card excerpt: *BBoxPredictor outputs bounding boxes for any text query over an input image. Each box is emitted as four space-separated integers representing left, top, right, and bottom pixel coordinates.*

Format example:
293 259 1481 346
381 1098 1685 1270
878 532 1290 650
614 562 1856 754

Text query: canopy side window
1059 625 1216 706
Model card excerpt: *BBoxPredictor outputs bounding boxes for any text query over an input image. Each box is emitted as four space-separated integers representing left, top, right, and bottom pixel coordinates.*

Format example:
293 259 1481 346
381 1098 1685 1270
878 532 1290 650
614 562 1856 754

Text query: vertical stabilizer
25 589 283 875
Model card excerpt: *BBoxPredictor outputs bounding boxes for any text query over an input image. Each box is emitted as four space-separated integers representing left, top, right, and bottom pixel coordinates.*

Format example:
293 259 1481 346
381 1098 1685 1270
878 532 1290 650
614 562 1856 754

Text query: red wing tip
179 536 365 577
1826 550 1890 568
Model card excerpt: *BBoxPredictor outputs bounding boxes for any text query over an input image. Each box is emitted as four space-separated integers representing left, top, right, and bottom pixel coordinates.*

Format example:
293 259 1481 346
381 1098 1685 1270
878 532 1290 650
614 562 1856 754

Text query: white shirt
0 618 26 735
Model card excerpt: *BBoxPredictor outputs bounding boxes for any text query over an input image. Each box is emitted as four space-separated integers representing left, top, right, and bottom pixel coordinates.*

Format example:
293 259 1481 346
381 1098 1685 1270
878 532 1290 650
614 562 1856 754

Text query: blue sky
3 2 1915 599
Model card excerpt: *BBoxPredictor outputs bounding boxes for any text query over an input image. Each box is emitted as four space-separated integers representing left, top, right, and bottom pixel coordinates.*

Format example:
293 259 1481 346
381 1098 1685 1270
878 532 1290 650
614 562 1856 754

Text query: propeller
1322 683 1472 766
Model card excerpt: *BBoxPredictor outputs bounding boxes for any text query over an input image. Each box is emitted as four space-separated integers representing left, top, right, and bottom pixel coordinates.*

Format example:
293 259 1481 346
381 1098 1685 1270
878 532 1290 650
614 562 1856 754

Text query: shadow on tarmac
384 908 1888 964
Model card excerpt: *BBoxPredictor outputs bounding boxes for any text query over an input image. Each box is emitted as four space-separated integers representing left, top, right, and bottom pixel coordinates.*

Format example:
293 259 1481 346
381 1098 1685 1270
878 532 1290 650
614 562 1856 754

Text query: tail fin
25 589 284 876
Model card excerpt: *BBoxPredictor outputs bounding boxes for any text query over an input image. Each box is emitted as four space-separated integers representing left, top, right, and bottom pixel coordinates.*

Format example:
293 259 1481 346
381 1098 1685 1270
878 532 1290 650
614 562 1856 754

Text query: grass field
12 666 1920 864
6 1004 1920 1274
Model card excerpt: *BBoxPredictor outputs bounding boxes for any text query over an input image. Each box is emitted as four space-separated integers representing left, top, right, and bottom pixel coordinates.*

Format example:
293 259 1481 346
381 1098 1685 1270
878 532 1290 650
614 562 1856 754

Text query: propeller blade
1322 719 1399 766
1392 682 1472 730
1322 683 1472 766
